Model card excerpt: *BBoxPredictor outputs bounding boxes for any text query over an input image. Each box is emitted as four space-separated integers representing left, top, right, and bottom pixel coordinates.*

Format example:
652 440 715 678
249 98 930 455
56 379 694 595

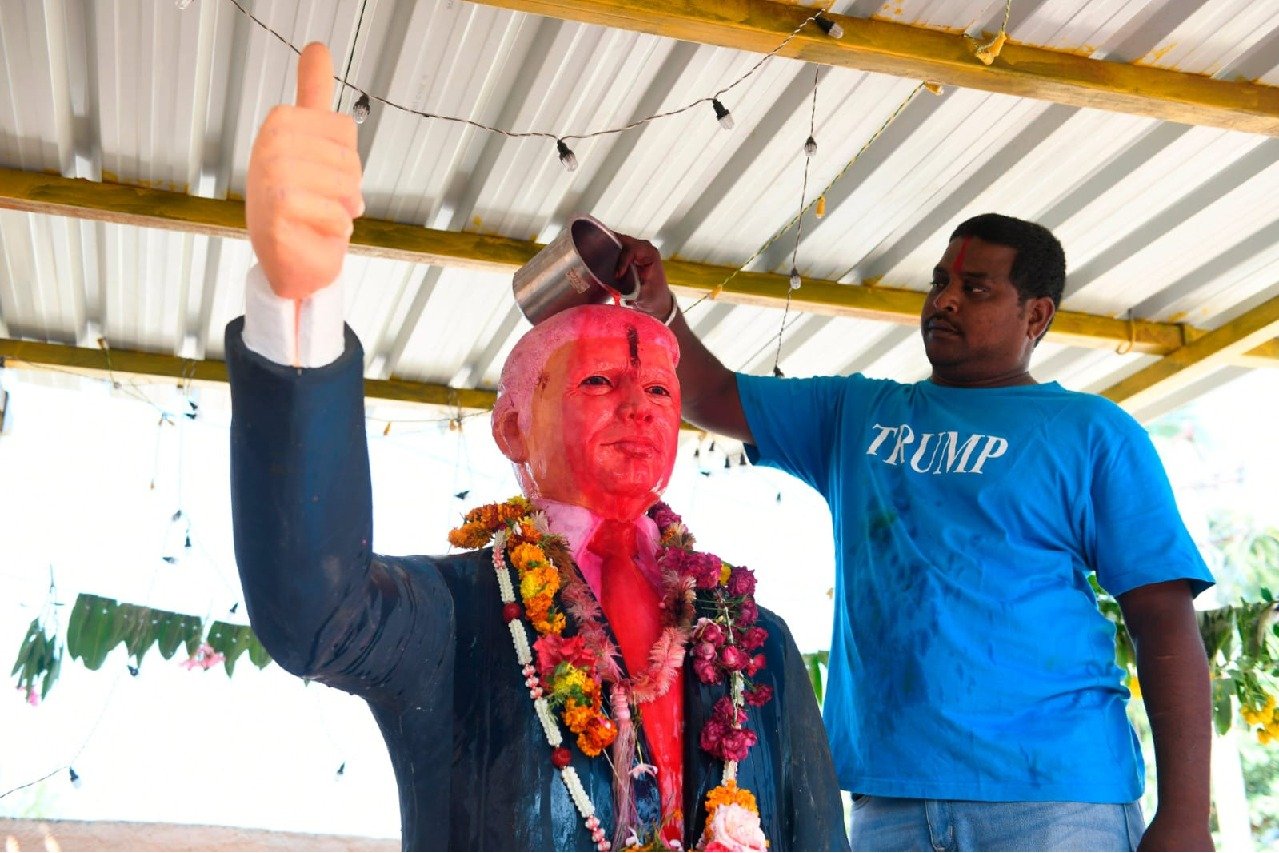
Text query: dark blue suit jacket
225 319 848 851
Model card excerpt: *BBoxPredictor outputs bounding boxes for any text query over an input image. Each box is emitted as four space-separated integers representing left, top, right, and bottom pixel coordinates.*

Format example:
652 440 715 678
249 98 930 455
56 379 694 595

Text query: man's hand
246 42 365 301
1139 809 1213 851
616 234 675 322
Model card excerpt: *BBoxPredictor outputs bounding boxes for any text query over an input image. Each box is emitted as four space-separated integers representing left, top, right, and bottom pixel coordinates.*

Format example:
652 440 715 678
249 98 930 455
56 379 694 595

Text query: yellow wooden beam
466 0 1279 135
0 338 499 411
2 167 1277 366
1102 292 1279 410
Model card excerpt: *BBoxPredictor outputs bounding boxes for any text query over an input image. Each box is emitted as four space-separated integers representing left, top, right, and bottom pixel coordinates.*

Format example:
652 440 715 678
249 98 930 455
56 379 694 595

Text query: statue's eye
580 375 612 388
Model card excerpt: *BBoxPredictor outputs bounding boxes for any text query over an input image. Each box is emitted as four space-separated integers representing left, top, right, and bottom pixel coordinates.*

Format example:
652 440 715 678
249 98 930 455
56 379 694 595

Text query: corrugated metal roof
2 0 1279 423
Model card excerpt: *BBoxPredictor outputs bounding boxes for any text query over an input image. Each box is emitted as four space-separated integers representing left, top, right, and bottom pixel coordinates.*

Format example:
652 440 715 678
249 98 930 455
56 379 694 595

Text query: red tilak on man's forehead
951 236 972 278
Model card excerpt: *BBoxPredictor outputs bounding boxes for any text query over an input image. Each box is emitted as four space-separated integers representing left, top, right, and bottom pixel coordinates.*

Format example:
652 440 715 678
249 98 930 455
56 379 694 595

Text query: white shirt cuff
241 265 347 368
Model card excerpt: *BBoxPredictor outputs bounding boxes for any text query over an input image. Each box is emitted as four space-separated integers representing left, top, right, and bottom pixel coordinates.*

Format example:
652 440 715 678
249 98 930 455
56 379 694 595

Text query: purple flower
696 619 726 647
712 697 744 725
699 718 729 753
718 726 758 762
737 600 759 626
740 626 768 651
720 645 749 671
693 657 722 684
694 641 718 661
650 502 683 531
744 683 774 707
727 567 756 598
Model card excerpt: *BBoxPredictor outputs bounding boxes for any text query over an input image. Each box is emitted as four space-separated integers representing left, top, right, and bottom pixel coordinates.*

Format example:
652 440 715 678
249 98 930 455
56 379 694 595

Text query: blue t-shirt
737 373 1214 803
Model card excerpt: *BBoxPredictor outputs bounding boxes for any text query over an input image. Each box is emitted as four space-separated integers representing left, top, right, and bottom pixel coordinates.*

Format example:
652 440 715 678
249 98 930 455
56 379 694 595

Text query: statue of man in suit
228 42 847 852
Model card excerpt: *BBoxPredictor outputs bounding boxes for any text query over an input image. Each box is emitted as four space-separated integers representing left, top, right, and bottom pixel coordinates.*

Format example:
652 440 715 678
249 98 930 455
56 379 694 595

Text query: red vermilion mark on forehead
626 325 640 367
951 236 972 280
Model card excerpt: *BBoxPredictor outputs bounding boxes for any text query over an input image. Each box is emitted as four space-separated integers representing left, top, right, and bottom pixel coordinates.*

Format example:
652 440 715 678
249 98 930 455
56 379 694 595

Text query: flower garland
449 498 773 851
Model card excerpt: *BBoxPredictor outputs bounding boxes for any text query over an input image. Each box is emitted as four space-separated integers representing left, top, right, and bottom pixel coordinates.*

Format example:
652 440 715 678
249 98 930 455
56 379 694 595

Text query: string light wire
223 0 836 152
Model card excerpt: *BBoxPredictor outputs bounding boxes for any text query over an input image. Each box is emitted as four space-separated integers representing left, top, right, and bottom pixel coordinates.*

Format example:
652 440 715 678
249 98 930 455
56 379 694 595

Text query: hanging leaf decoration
60 593 270 677
11 617 62 703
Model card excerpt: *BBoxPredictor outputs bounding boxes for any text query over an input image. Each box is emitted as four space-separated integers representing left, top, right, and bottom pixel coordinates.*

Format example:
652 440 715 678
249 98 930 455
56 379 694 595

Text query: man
227 43 848 851
620 215 1215 851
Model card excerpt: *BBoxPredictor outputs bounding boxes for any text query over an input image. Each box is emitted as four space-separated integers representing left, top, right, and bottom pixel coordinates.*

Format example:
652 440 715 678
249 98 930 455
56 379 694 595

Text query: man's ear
492 409 529 463
1027 296 1055 344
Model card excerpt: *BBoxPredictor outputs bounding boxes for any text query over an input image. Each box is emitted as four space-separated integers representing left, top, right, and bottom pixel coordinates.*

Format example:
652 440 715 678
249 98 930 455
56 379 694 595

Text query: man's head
921 213 1064 387
492 305 681 521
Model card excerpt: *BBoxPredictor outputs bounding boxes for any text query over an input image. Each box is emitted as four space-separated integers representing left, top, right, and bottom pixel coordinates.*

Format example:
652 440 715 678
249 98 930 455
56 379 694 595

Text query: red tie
588 519 684 816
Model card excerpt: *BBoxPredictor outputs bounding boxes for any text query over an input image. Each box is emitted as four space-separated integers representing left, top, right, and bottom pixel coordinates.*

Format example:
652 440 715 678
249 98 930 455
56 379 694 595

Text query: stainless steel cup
512 215 641 324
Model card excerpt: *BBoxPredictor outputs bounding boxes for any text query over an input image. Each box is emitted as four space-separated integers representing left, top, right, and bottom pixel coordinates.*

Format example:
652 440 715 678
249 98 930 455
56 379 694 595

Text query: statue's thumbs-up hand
246 43 365 301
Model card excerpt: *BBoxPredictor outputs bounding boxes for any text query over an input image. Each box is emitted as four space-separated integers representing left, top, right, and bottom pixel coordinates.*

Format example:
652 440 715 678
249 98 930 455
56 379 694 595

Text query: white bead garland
494 532 608 849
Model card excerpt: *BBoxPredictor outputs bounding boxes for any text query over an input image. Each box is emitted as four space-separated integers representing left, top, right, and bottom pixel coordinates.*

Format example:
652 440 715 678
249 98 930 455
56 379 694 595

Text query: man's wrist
660 296 679 327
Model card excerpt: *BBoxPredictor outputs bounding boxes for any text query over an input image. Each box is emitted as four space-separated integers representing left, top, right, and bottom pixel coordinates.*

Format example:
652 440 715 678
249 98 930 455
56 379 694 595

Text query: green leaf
66 595 90 659
1213 681 1235 735
247 631 272 669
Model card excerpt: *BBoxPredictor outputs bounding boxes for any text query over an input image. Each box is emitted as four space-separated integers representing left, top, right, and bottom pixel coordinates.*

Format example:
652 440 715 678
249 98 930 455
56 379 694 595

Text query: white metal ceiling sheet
1069 159 1279 323
1134 2 1279 77
358 2 536 230
201 236 256 361
766 313 909 377
0 2 72 175
0 211 77 342
391 264 520 383
667 68 922 270
806 87 1054 283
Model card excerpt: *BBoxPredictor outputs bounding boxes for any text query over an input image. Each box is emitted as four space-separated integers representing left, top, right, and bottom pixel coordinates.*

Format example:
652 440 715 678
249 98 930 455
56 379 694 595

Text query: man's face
921 236 1052 386
522 333 681 520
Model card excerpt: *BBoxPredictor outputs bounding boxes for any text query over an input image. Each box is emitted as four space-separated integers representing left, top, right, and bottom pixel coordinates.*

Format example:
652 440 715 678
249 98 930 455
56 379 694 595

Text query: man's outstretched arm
617 235 755 444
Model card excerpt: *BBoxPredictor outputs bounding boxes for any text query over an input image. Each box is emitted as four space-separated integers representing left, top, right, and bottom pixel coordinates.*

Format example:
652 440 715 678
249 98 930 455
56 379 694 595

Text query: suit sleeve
226 317 453 709
774 619 851 851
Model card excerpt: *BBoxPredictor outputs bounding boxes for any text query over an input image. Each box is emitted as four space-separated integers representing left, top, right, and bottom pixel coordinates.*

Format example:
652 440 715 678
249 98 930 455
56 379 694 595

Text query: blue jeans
848 796 1145 851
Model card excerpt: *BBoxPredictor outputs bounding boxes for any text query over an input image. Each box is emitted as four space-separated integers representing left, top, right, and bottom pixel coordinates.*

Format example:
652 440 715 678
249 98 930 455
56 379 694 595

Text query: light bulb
804 136 817 157
557 139 578 172
814 13 844 39
352 93 371 125
69 767 81 789
712 98 734 131
789 267 802 290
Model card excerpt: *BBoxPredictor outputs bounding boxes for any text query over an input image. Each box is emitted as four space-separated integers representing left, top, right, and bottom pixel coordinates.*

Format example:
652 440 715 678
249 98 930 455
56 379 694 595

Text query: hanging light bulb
556 139 579 172
813 12 844 39
789 267 802 290
773 365 786 378
815 195 827 218
69 767 81 789
711 98 734 131
335 761 346 780
352 93 371 125
804 136 817 158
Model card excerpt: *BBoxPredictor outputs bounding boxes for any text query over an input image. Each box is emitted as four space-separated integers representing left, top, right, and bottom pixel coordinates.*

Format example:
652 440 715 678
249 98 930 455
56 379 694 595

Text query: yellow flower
520 564 559 603
1259 728 1273 746
719 562 732 586
1125 674 1141 700
562 698 594 732
511 543 548 572
447 522 491 549
704 779 758 816
1265 720 1279 738
1244 709 1259 727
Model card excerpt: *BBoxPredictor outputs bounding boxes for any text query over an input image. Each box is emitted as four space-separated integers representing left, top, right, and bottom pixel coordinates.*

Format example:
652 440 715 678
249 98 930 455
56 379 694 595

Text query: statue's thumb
295 42 335 111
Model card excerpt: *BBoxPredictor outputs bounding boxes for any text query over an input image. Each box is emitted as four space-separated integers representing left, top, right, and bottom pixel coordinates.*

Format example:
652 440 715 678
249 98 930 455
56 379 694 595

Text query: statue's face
520 334 681 520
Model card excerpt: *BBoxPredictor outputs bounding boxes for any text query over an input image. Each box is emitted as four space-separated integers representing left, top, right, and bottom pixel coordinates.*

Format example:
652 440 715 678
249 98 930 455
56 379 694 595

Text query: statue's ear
492 409 529 463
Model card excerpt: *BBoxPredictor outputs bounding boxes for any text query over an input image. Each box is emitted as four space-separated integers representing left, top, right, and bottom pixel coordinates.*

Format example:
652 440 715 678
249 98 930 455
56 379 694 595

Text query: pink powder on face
493 304 680 435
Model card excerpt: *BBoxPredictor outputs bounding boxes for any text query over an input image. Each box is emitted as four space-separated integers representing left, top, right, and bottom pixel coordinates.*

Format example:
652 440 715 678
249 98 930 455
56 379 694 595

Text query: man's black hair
950 213 1066 308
